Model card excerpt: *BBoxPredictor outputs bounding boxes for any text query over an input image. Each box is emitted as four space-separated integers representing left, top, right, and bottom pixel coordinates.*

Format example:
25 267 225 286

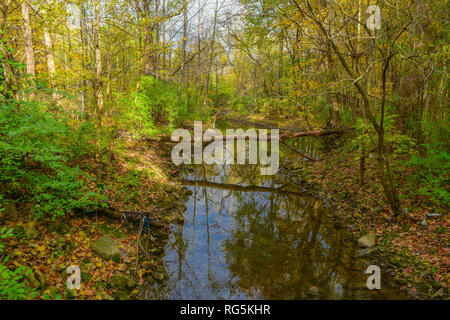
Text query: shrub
0 199 36 300
0 100 103 219
123 76 207 138
405 120 450 206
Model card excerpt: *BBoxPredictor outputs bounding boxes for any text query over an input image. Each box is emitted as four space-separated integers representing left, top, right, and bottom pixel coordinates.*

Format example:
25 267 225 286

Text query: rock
420 219 428 226
110 274 136 290
0 200 17 218
24 223 39 240
90 235 120 260
358 232 376 248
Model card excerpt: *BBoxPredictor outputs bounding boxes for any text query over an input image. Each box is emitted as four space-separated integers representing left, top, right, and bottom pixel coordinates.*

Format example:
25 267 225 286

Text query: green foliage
383 114 417 157
348 114 415 157
0 100 103 219
123 76 206 138
0 262 37 300
0 226 14 252
405 120 450 206
0 36 23 100
0 201 37 300
68 121 97 159
347 118 371 155
261 97 296 116
42 289 61 300
229 95 256 114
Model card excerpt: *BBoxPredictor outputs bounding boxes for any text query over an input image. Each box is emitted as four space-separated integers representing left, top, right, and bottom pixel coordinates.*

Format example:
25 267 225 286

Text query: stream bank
279 137 448 300
0 137 190 300
216 112 448 300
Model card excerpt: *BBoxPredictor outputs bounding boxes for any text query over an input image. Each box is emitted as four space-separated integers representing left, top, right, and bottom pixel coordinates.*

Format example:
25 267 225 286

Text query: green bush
123 76 207 138
0 199 36 300
406 120 450 206
0 257 36 300
0 100 103 219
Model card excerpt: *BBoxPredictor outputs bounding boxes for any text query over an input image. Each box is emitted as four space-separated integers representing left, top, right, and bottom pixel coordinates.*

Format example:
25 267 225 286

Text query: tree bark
21 1 35 77
94 0 104 115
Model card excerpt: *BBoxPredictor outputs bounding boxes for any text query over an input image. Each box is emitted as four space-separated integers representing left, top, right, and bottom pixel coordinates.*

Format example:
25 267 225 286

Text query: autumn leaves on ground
0 0 448 300
1 139 189 299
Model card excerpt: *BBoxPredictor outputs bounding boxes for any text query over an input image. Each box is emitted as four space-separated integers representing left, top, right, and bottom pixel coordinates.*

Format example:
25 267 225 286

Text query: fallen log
143 128 348 144
279 128 348 139
92 207 168 229
280 141 319 161
183 179 313 197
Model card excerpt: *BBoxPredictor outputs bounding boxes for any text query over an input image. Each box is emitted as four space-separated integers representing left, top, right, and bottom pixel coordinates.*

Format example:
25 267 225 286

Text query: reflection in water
145 138 406 300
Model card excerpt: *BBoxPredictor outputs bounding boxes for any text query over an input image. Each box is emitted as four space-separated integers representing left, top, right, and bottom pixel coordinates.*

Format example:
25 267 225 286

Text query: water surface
144 136 406 299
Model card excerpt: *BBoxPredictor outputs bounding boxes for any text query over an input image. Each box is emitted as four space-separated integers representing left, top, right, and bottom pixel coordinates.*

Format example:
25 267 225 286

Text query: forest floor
0 138 189 300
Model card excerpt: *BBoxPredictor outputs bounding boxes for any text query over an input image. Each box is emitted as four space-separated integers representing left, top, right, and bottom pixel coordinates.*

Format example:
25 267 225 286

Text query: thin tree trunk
297 0 400 214
21 1 35 77
94 0 104 115
162 0 166 80
21 0 35 99
154 0 160 78
202 0 219 113
44 29 61 104
179 0 188 94
0 0 18 99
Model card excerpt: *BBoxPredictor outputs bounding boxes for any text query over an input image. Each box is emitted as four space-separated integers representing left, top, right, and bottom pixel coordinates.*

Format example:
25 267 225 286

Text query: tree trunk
202 0 219 113
297 0 400 214
0 0 18 99
21 1 35 77
161 0 166 80
94 0 104 115
154 0 160 78
44 29 61 104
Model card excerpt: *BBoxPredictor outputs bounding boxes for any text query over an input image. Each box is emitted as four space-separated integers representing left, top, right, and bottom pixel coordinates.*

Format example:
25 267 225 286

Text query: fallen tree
83 207 169 229
183 179 313 197
280 141 319 161
143 127 348 144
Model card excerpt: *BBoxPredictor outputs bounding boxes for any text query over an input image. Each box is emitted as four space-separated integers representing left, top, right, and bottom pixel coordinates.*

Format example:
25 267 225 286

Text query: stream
143 127 407 300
